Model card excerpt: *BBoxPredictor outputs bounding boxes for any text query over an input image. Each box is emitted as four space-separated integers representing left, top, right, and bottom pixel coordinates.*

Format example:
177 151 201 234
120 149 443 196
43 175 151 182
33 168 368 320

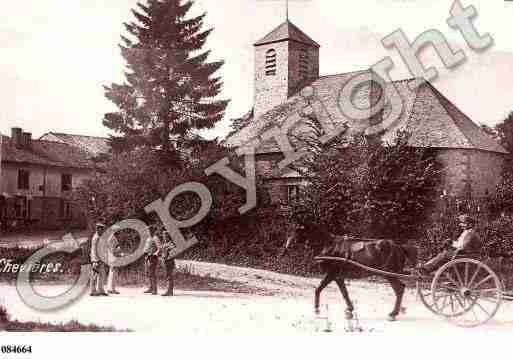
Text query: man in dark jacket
160 230 176 297
419 214 480 274
143 225 161 295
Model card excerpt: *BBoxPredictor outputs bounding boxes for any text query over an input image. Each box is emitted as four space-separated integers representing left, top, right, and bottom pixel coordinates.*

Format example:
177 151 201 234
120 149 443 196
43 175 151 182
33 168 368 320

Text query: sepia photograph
1 0 513 357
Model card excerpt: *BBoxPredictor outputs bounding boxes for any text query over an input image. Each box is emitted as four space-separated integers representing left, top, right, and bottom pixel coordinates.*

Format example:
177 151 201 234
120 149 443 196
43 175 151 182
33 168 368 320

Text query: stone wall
254 41 290 118
0 162 90 230
254 40 319 118
254 148 505 207
255 153 306 205
287 41 319 94
436 149 505 198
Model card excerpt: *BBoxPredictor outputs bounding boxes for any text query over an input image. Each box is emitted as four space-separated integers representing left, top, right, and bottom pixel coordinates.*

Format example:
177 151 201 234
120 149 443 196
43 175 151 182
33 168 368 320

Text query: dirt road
1 260 512 333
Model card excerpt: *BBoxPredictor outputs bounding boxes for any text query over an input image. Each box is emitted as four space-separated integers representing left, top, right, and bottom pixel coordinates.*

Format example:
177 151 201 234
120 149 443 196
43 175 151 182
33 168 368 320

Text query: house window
59 200 72 220
18 169 30 190
299 48 309 79
14 196 29 219
61 174 72 192
287 185 300 203
265 49 277 76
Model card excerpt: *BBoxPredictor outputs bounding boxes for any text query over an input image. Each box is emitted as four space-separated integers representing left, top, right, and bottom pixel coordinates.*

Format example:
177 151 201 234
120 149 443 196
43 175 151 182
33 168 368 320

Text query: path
1 260 512 333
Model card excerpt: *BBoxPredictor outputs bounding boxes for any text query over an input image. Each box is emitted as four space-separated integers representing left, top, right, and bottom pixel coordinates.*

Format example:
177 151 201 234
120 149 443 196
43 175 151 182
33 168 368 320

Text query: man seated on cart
418 214 480 275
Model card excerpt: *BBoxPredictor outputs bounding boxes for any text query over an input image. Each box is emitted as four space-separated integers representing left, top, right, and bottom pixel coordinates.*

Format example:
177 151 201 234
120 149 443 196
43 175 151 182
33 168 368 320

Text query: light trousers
107 267 118 292
90 262 107 294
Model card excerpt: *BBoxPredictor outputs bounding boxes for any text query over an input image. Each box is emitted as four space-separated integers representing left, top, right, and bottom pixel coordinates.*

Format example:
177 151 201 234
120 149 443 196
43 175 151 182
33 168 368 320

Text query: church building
225 20 508 205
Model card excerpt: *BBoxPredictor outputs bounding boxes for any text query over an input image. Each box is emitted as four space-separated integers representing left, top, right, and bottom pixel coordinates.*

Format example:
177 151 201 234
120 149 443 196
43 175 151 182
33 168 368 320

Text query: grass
0 305 119 332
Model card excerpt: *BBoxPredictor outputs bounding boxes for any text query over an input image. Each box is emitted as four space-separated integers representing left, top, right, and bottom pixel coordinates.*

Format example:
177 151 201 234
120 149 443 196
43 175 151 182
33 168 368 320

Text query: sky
0 0 512 140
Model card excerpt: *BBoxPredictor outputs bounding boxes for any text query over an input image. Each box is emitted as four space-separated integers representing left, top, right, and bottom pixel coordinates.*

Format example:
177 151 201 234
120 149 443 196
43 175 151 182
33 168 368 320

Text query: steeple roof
254 20 320 47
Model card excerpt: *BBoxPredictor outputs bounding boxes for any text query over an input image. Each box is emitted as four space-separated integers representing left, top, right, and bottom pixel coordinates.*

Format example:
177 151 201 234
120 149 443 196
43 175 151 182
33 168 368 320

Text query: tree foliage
103 0 229 159
495 111 513 153
494 112 513 214
292 132 442 240
73 141 246 229
227 109 253 138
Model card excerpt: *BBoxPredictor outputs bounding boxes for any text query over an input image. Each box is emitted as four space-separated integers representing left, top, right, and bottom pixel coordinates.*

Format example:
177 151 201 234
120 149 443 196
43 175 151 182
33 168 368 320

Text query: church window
265 49 277 76
299 48 309 79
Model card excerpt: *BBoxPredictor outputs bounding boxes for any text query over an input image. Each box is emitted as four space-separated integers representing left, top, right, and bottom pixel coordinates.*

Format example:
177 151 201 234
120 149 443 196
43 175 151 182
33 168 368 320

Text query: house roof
225 71 508 155
39 132 110 158
254 20 320 47
0 135 96 169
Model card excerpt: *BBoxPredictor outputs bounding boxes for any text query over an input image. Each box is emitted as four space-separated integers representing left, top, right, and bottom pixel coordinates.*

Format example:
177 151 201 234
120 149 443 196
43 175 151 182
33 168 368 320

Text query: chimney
11 128 22 148
22 132 32 149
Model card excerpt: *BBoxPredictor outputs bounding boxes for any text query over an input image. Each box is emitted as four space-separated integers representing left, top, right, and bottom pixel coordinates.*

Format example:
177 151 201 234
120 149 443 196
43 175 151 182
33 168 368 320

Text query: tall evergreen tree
104 0 229 160
496 111 513 153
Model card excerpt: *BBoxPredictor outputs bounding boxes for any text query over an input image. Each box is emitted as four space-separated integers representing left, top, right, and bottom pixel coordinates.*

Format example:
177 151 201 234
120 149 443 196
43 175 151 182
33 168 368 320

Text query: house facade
225 20 508 205
0 128 109 231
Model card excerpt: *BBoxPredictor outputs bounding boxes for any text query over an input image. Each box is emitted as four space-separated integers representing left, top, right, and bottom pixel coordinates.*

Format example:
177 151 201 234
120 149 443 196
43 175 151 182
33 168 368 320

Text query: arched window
299 48 309 79
265 49 277 76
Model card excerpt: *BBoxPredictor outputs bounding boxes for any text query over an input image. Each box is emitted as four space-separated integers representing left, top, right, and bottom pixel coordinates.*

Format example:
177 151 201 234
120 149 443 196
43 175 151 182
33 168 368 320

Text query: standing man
144 225 161 295
160 230 176 297
90 223 108 297
106 226 122 295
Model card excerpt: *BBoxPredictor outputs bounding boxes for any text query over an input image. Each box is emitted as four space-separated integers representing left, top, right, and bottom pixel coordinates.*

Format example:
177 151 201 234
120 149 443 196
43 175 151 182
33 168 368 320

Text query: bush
292 132 441 240
481 216 513 259
73 143 246 229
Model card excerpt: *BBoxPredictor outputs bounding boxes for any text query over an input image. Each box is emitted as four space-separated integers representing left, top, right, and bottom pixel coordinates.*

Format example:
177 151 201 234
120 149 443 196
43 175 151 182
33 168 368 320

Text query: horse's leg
314 272 334 315
335 277 355 319
386 277 405 321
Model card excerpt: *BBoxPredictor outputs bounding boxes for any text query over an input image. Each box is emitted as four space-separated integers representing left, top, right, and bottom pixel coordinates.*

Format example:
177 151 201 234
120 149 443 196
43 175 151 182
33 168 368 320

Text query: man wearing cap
90 223 108 296
143 225 161 295
419 214 481 274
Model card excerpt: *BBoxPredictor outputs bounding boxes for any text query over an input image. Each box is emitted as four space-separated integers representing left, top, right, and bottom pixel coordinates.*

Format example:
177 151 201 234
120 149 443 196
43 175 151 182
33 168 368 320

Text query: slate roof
225 71 508 155
0 135 96 169
39 132 110 158
254 20 320 47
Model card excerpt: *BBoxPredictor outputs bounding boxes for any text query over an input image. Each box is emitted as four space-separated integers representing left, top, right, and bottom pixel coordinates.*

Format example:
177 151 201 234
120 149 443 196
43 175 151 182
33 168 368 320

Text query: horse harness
329 236 399 272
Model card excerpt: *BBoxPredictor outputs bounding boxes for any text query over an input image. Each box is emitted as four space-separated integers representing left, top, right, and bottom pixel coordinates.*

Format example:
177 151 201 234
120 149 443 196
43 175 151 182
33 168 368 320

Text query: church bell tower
253 20 320 118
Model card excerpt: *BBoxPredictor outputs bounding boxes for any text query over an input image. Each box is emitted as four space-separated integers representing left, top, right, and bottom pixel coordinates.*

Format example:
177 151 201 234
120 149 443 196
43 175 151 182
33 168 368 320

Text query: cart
314 255 512 327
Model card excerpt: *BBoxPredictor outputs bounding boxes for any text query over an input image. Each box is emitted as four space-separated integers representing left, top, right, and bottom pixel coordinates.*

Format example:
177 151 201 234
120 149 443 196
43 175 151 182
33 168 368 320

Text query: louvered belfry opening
265 49 277 76
299 48 309 79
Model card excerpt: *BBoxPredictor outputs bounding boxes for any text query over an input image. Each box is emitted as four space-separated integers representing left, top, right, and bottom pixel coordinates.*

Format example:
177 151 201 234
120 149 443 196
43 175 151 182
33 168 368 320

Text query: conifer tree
104 0 229 161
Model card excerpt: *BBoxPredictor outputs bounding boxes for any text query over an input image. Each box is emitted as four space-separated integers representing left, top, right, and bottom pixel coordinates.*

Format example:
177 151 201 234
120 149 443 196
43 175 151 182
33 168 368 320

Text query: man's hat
95 222 106 228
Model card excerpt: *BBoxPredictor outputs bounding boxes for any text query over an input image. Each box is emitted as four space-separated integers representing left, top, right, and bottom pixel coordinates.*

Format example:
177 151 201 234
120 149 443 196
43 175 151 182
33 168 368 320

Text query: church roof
225 71 508 155
254 20 320 47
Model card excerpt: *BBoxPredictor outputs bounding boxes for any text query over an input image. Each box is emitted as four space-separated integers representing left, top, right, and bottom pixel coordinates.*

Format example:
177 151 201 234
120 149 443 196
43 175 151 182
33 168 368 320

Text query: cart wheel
416 279 440 315
431 258 502 327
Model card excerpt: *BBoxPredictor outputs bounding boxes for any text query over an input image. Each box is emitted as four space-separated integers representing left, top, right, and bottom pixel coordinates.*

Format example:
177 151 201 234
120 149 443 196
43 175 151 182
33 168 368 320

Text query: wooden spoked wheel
416 279 440 315
431 258 503 327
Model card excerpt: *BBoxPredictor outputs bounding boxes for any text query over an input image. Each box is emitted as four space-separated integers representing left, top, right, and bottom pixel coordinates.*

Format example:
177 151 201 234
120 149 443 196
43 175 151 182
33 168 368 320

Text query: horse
283 222 418 321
